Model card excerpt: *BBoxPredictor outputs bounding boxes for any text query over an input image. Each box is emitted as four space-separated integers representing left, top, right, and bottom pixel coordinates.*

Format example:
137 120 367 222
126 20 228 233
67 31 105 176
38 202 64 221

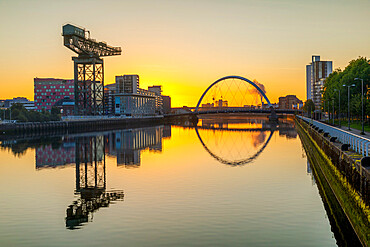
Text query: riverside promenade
296 116 370 246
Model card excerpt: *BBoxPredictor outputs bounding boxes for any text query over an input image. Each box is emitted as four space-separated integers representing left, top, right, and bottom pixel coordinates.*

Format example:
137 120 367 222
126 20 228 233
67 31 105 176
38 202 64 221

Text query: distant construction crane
62 24 122 115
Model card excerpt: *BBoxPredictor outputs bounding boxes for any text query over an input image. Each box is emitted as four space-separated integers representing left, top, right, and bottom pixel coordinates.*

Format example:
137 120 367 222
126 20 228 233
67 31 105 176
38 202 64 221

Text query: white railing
297 115 370 156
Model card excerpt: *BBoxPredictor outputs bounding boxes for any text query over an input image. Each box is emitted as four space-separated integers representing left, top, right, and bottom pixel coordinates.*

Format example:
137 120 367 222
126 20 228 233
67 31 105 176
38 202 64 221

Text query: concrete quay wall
296 116 369 246
0 116 164 138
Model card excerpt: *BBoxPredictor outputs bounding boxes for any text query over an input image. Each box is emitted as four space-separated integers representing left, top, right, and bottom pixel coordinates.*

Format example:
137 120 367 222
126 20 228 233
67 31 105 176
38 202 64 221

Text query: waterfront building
215 99 228 108
114 75 156 116
3 97 35 110
53 97 74 116
278 95 303 109
148 85 164 114
306 55 333 109
162 95 171 114
34 78 74 112
104 83 116 115
116 75 139 94
114 75 172 116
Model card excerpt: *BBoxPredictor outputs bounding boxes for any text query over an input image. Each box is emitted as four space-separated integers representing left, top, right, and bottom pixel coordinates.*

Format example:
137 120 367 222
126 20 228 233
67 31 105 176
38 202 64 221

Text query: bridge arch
195 75 272 112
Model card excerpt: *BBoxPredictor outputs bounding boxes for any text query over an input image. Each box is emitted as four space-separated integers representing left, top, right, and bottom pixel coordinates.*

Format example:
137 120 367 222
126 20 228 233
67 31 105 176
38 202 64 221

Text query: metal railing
297 115 370 156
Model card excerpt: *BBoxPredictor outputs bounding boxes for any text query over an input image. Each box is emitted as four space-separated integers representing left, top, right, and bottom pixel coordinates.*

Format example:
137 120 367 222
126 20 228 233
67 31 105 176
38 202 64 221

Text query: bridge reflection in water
0 117 360 245
194 115 297 166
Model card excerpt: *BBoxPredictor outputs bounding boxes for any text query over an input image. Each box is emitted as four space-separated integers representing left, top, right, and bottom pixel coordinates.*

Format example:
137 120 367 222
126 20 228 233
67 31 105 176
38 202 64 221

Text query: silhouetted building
54 97 74 116
215 99 228 108
162 95 171 114
3 97 35 110
279 95 302 109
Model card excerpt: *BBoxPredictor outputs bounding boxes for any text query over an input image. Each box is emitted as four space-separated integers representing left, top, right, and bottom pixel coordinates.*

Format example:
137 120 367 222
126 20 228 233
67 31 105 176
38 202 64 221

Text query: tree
303 99 315 117
322 57 370 120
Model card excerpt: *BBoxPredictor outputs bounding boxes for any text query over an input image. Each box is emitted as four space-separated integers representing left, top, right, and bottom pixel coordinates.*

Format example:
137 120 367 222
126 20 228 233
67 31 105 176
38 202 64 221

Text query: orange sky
0 0 369 107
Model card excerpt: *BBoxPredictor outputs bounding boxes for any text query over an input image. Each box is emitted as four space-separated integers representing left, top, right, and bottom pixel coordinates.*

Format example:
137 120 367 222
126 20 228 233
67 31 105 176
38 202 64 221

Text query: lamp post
343 84 356 130
323 100 326 121
334 89 341 127
327 99 330 121
355 78 365 135
332 98 335 125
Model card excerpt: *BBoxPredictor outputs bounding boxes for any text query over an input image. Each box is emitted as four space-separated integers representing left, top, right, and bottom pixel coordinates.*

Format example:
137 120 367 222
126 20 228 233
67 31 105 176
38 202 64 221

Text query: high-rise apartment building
34 78 74 112
116 75 139 94
148 85 164 114
114 75 156 116
104 83 116 115
306 55 333 109
162 95 171 114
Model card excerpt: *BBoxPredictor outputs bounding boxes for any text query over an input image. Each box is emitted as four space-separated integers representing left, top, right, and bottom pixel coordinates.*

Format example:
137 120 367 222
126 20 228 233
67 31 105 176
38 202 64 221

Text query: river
0 115 347 246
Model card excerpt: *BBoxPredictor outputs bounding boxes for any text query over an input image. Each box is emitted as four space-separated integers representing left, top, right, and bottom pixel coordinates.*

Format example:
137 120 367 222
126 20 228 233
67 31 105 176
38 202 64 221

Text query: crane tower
62 24 122 115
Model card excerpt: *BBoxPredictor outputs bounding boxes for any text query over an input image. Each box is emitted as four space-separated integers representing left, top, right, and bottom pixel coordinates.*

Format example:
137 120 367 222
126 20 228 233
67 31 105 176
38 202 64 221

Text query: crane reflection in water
29 125 171 229
65 135 124 230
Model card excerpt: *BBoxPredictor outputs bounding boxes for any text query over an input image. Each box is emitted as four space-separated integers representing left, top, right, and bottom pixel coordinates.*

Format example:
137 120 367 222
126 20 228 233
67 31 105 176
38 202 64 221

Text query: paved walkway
336 124 370 139
321 118 370 139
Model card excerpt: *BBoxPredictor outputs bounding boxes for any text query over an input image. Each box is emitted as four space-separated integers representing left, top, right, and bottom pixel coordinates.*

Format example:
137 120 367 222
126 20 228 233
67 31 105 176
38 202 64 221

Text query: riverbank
0 116 164 138
0 114 200 139
296 117 370 246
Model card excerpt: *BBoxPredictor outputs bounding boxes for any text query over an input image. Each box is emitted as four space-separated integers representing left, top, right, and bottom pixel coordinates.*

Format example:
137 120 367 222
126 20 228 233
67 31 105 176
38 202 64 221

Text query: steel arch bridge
195 75 273 113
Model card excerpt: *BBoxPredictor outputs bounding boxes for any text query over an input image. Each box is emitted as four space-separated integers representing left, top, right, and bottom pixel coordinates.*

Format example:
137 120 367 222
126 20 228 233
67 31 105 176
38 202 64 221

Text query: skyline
0 0 369 107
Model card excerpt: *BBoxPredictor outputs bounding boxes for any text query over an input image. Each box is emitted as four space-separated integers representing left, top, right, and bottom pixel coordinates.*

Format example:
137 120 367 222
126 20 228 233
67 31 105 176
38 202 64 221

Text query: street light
343 84 356 130
334 89 341 127
323 100 326 121
332 98 335 125
354 78 365 135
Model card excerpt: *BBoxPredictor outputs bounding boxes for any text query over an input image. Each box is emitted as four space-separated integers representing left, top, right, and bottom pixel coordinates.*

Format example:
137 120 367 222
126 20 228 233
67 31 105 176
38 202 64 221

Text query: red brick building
278 95 303 109
34 78 74 112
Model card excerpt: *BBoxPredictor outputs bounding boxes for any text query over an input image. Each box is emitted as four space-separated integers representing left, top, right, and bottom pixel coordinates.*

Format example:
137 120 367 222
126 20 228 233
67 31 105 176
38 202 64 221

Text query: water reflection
36 140 75 168
1 125 173 168
0 118 355 246
194 116 296 166
0 126 172 230
66 136 124 230
105 125 171 168
32 126 170 229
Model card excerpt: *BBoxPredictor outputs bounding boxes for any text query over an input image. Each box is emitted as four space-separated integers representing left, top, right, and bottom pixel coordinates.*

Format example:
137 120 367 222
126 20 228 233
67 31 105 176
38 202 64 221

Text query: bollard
330 137 337 142
341 144 351 151
360 156 370 168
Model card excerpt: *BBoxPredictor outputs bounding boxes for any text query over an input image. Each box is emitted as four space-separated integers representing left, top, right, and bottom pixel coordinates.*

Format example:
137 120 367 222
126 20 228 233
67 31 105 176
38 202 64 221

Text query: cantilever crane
62 24 122 115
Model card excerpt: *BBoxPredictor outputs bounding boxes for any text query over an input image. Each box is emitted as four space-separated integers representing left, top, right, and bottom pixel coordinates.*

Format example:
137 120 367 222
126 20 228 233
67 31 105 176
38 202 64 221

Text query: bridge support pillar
190 115 199 126
269 107 278 122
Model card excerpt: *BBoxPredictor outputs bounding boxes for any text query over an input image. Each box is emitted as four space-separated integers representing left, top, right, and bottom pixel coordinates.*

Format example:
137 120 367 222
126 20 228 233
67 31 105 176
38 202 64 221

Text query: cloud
250 79 267 96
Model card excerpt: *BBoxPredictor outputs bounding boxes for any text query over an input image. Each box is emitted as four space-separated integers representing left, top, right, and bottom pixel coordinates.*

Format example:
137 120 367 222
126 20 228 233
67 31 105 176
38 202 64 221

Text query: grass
323 119 370 132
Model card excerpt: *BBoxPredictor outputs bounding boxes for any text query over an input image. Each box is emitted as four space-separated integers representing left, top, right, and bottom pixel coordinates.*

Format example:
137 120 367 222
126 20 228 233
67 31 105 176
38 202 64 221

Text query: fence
297 115 370 156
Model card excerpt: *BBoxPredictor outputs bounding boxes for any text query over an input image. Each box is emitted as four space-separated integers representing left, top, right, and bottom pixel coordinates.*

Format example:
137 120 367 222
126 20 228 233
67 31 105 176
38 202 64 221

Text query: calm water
0 116 339 246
